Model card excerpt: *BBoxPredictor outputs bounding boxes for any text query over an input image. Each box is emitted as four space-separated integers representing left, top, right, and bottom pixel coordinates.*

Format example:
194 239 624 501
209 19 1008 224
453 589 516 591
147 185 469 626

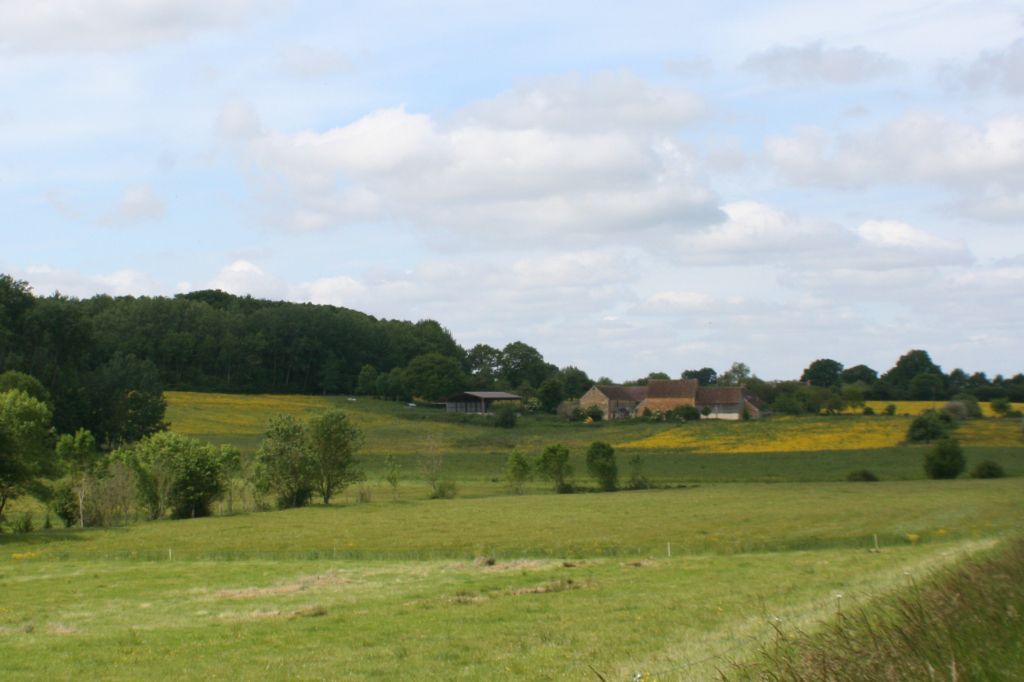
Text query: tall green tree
55 428 99 528
537 377 565 413
85 353 168 447
0 389 55 518
466 344 502 387
800 358 844 388
0 371 51 406
500 341 554 389
682 367 718 385
559 366 592 399
256 414 313 508
840 364 877 385
306 409 364 504
404 353 465 402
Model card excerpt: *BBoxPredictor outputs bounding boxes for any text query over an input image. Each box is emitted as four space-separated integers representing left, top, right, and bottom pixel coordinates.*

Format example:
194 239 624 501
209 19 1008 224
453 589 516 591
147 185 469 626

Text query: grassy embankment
729 538 1024 681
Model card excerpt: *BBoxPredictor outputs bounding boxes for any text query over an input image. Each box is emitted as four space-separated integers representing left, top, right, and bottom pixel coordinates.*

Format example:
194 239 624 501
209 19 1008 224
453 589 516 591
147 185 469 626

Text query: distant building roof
595 385 648 401
695 386 744 405
446 391 521 401
646 378 698 400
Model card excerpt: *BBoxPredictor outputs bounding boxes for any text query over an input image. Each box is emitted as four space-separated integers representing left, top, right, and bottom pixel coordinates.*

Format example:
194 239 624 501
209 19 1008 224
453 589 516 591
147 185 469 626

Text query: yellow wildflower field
617 417 908 453
853 400 1024 417
617 415 1022 453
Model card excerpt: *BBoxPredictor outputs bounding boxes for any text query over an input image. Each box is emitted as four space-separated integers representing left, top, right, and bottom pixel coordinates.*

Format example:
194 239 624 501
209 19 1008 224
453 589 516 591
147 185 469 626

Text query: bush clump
585 441 618 492
906 410 958 443
846 469 879 482
493 403 518 428
970 460 1005 479
923 437 965 479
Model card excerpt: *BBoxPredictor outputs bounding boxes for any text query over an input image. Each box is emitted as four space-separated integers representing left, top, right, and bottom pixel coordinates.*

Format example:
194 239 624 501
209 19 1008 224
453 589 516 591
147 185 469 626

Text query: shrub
990 397 1012 416
49 480 79 527
941 401 969 421
493 403 518 428
383 454 401 500
429 480 457 499
505 450 532 494
924 438 965 479
585 441 618 492
626 454 650 490
13 511 33 533
846 469 879 482
951 393 983 419
584 405 604 422
970 460 1005 479
883 404 896 416
666 404 701 422
862 406 875 415
536 444 573 493
906 410 958 443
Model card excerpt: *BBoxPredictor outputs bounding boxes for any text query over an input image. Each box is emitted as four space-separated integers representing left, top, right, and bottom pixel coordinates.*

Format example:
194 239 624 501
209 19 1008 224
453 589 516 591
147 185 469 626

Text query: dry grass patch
214 571 352 600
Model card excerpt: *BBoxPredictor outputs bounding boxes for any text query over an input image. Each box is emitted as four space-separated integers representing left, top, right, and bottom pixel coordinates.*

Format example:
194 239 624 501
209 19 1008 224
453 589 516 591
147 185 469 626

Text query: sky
2 0 1023 382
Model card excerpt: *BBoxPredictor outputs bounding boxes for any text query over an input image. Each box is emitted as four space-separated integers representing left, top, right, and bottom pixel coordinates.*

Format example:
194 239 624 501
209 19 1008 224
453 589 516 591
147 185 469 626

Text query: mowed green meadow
1 391 1022 680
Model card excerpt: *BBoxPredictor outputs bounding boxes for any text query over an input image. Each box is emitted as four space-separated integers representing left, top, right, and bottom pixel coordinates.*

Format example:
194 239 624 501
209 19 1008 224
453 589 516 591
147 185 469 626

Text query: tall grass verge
729 538 1024 681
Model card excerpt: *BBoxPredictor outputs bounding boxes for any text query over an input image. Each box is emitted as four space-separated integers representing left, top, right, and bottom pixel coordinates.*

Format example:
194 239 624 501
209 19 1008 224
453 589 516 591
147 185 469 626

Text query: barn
444 391 521 414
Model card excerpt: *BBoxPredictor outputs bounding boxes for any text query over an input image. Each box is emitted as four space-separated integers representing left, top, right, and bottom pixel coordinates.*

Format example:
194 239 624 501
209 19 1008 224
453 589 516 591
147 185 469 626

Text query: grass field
3 481 1021 680
0 392 1021 679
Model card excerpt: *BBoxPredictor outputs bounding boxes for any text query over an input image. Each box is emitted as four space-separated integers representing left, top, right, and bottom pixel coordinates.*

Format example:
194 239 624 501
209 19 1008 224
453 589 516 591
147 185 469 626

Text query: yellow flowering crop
617 417 907 453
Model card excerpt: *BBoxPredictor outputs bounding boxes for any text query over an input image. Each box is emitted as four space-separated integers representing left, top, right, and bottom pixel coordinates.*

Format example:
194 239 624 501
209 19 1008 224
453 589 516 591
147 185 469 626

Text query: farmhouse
636 378 699 415
579 384 648 420
695 386 764 420
579 379 764 420
444 391 521 414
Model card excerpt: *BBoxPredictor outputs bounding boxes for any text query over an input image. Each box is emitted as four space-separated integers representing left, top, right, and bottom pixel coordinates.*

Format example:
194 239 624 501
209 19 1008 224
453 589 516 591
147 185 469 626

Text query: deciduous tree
0 389 55 518
256 414 313 509
585 441 618 491
536 444 573 493
55 428 99 528
306 409 364 505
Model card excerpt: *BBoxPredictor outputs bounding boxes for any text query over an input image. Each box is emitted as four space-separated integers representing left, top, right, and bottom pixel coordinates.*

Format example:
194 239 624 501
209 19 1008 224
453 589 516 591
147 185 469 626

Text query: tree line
0 274 597 422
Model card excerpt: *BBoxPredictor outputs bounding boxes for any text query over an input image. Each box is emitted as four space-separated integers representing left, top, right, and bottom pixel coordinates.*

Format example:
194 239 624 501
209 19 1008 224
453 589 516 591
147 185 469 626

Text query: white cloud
208 260 284 299
99 186 165 226
237 73 722 239
955 182 1024 222
856 220 958 251
939 37 1024 95
463 71 705 132
641 291 716 311
742 42 900 84
510 251 632 288
216 100 262 140
0 0 273 52
674 202 972 269
16 265 164 297
277 45 351 78
765 114 1024 221
674 201 847 263
302 275 367 307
